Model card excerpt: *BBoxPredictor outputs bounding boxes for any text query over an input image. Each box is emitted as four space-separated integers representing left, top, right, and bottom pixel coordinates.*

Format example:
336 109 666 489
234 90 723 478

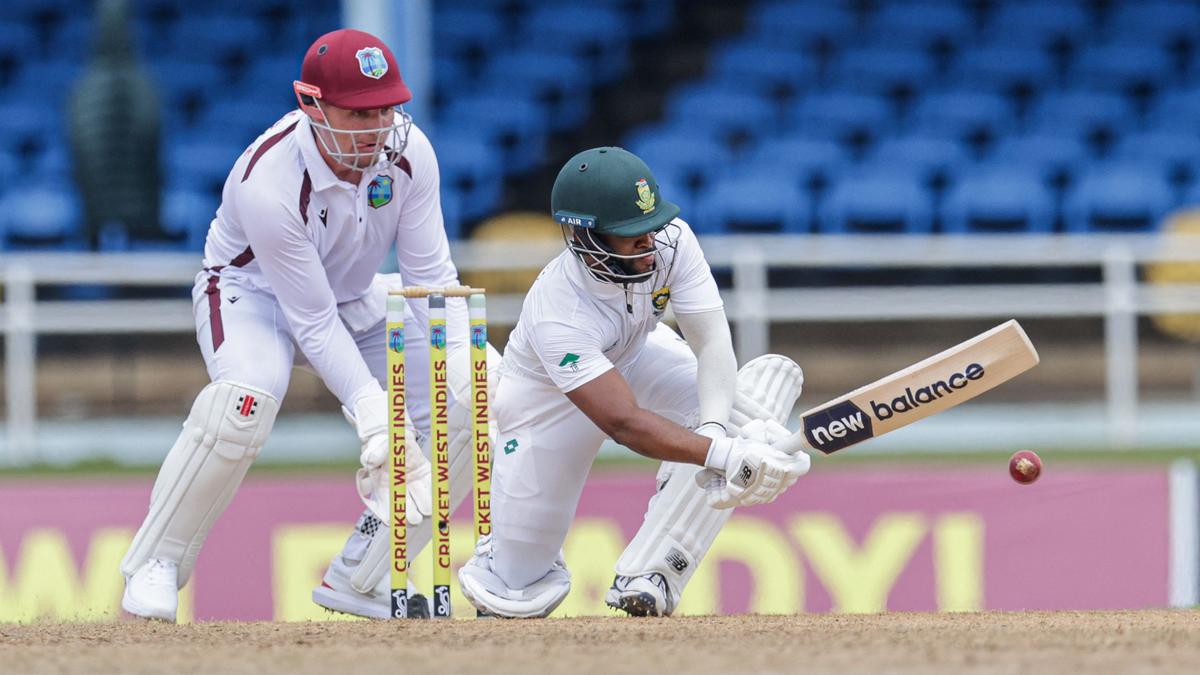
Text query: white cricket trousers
490 324 699 588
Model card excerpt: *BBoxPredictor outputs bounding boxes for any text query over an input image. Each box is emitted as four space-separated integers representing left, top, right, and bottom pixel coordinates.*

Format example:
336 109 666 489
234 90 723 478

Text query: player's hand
346 390 432 525
699 429 810 509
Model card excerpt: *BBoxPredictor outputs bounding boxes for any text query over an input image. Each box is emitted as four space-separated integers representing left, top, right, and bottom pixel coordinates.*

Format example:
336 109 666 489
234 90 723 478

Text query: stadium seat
666 84 778 145
1113 131 1200 186
1071 45 1173 94
951 46 1057 98
0 101 54 158
910 91 1013 151
1064 162 1175 232
624 129 732 196
695 172 811 234
199 99 292 148
481 50 591 131
821 171 933 234
0 183 84 250
15 60 85 107
434 6 509 61
172 14 266 54
989 134 1090 195
709 42 817 99
941 167 1056 233
160 187 217 251
834 47 937 99
522 6 628 83
438 185 464 241
985 1 1091 49
1149 87 1200 132
431 133 504 221
867 136 970 188
750 1 857 52
867 1 975 51
1106 1 1200 48
1027 90 1134 150
787 91 893 153
165 137 244 198
743 136 849 192
440 92 548 173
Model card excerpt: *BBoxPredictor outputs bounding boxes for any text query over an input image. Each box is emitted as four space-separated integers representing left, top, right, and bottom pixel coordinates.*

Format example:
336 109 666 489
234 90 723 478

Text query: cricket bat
775 319 1039 456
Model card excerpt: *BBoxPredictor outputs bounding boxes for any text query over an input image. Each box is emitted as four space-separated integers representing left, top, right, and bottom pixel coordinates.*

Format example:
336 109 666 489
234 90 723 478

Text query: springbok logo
634 177 655 213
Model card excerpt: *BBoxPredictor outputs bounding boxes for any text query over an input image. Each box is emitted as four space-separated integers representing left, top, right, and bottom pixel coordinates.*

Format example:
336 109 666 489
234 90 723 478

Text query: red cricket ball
1009 450 1042 484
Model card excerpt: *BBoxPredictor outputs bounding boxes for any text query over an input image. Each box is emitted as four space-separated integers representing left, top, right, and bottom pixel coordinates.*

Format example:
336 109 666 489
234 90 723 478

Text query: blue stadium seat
867 1 974 50
172 14 266 54
47 17 92 63
625 129 733 196
1107 2 1200 46
431 133 504 221
165 137 244 197
709 42 817 98
941 167 1056 233
695 172 811 234
440 92 547 173
0 182 83 250
482 50 591 131
1071 45 1173 93
985 1 1091 48
161 187 217 251
787 91 893 151
434 6 509 60
743 136 849 191
1064 162 1175 232
910 91 1013 149
199 100 291 148
821 171 933 234
951 46 1056 96
1027 90 1133 147
523 6 628 83
1149 87 1200 131
237 56 297 94
0 101 53 157
835 47 937 98
439 185 464 241
750 2 856 51
1113 131 1200 184
867 136 970 187
667 85 778 144
990 134 1090 178
15 60 85 107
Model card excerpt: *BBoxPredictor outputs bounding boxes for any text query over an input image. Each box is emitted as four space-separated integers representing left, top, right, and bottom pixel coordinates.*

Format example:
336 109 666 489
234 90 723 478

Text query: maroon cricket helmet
294 28 412 110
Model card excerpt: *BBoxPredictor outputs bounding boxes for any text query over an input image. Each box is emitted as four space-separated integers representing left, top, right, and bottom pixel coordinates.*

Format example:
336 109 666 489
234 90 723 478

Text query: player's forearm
677 309 736 427
607 409 711 466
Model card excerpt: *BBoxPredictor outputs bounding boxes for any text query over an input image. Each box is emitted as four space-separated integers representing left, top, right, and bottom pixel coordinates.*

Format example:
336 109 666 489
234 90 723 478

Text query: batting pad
613 354 804 612
121 381 279 587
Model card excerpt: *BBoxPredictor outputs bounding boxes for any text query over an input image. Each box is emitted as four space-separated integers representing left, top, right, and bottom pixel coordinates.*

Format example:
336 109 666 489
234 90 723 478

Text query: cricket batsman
118 28 499 621
458 147 810 618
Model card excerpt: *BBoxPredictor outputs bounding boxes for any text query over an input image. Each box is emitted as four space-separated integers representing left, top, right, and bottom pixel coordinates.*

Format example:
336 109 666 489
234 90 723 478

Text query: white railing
5 234 1200 465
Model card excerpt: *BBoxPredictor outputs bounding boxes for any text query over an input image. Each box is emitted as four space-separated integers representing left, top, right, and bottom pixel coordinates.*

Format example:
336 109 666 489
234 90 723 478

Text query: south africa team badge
368 175 393 208
651 286 670 314
355 47 388 79
389 328 404 353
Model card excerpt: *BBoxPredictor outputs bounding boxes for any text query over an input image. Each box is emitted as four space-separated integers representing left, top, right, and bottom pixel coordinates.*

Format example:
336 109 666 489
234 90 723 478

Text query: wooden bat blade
777 320 1039 455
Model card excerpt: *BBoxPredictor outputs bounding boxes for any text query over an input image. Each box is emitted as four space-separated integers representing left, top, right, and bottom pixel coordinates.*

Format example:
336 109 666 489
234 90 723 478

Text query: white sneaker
605 573 673 617
311 553 430 619
122 558 179 622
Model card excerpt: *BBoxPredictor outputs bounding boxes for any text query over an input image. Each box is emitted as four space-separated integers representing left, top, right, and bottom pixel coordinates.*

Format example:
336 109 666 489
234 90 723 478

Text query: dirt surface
3 611 1199 675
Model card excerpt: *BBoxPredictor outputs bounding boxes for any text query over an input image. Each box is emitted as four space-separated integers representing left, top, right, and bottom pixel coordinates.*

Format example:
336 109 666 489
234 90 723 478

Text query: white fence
5 233 1200 465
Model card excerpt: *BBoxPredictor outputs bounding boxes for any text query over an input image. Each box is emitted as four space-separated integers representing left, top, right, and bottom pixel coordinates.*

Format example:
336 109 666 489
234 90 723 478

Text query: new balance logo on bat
802 363 987 453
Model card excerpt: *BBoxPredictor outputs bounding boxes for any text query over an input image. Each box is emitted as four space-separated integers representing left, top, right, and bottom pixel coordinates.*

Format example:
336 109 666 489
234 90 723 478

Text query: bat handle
773 430 808 456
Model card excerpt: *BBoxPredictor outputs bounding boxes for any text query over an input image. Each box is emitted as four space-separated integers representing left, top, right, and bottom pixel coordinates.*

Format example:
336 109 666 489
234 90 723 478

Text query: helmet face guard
562 220 682 291
295 80 413 173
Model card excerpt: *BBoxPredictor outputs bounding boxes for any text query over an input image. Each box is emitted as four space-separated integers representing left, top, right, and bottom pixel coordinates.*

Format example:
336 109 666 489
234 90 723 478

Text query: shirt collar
295 113 347 193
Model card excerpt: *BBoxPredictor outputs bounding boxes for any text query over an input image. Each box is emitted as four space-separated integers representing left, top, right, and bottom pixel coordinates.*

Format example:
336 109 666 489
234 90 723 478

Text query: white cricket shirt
199 110 465 407
502 219 723 393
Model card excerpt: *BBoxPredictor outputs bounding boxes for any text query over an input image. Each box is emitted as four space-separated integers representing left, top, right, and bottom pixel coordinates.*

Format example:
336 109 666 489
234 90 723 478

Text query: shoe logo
665 548 689 573
228 296 240 304
319 207 328 226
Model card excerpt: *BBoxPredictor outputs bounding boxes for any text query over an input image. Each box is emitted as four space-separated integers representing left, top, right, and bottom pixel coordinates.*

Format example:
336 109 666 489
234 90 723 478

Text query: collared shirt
501 218 723 393
200 110 464 407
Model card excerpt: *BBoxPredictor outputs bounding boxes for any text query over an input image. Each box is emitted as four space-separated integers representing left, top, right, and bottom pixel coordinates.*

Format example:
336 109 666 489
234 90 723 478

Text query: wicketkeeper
458 147 810 618
119 28 499 622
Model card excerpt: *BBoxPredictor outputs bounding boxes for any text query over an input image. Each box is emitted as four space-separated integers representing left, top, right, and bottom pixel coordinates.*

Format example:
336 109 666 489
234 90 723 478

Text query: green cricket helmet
551 147 682 288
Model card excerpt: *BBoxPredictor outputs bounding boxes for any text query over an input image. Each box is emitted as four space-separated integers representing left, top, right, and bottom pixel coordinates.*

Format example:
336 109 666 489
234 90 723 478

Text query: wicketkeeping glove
345 390 432 525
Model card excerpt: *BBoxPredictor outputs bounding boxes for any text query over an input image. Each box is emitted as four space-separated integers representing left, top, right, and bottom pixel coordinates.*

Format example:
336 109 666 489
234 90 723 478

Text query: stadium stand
7 1 1200 248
